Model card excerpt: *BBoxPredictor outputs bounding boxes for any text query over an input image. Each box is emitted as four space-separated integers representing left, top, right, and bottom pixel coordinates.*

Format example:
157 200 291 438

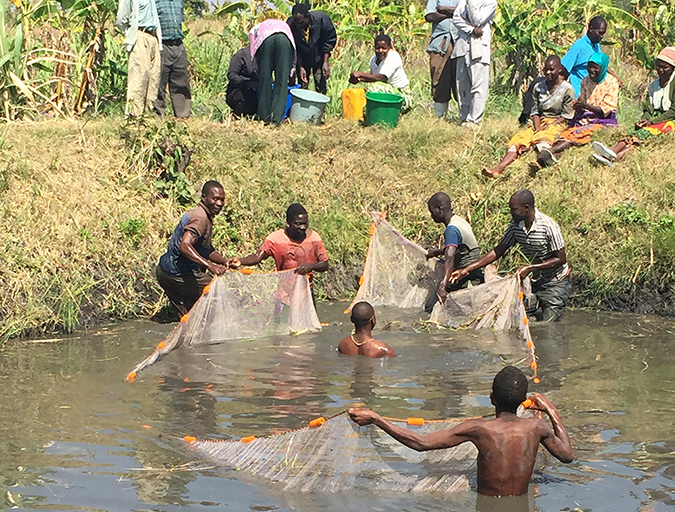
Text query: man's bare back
348 379 573 496
338 335 396 358
446 405 569 496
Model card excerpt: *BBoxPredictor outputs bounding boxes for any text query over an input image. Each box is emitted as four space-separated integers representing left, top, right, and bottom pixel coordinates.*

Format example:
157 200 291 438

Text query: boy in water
348 366 573 496
338 301 396 358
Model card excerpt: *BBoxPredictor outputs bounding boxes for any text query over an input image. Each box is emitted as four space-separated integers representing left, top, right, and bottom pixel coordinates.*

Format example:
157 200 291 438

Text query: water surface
1 305 674 511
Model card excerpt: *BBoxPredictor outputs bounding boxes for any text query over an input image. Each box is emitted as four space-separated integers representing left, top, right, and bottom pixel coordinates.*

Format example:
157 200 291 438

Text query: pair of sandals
591 141 617 166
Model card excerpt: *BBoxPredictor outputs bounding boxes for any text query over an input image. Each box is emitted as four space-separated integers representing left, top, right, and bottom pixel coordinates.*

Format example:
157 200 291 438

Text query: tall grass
2 102 674 340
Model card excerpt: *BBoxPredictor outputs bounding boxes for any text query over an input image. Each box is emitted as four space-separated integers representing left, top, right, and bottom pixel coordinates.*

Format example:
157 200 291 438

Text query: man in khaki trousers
116 0 162 117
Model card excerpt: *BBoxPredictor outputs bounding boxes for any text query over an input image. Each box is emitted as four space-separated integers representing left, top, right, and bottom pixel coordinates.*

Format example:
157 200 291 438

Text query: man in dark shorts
349 366 574 496
451 189 571 321
426 192 483 303
156 180 232 314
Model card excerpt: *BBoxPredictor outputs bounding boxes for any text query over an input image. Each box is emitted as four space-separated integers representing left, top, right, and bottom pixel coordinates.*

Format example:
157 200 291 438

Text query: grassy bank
1 101 674 340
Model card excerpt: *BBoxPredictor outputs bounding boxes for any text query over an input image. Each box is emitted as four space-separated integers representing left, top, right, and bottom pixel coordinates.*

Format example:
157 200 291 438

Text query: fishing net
351 212 538 379
351 212 442 310
183 411 477 493
126 269 321 381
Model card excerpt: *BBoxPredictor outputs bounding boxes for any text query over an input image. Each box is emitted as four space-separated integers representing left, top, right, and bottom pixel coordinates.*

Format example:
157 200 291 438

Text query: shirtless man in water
349 366 573 496
338 301 396 358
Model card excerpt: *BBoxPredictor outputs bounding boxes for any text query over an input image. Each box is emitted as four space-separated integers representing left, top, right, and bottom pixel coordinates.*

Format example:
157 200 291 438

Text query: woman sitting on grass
483 55 574 177
592 47 675 166
349 34 412 110
538 52 620 166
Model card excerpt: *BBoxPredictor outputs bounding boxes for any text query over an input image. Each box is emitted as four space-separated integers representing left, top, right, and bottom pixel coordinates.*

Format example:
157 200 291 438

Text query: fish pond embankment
1 116 674 340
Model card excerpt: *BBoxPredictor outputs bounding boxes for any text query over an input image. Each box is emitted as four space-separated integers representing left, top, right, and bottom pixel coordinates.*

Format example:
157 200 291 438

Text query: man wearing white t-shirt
349 34 410 106
452 0 497 124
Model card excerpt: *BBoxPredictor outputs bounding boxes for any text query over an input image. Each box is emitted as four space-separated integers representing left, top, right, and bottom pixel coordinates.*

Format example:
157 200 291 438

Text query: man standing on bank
451 189 571 321
116 0 162 117
155 0 192 117
425 0 459 118
156 181 234 315
287 3 337 95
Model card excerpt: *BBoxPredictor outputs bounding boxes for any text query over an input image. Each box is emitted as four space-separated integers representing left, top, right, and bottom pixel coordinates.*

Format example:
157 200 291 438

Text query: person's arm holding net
349 408 477 451
528 394 574 463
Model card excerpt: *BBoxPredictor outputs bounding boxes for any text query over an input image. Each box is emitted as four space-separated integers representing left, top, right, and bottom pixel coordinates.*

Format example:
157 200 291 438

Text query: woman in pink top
232 203 329 281
248 19 297 125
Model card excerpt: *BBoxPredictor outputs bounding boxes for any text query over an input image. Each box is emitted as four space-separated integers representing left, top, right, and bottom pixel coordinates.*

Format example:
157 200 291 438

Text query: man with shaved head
451 189 571 321
484 55 575 177
338 301 396 357
426 192 483 303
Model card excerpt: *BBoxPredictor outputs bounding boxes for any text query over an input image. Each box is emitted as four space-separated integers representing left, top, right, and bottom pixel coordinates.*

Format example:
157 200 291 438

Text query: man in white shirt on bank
452 0 496 125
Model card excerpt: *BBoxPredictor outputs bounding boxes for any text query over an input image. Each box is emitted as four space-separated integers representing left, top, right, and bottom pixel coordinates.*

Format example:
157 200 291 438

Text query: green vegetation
0 0 673 118
0 0 674 340
1 108 674 340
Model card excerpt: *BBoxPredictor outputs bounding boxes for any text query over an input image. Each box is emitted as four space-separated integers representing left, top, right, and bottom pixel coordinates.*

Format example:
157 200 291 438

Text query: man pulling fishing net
451 189 572 322
348 366 574 496
231 203 329 293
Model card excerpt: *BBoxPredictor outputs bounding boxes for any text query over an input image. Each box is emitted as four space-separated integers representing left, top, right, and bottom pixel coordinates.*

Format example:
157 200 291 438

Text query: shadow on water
0 307 674 510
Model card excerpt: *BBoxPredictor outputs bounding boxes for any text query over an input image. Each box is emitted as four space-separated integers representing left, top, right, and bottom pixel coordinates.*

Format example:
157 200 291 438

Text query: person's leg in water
530 278 572 322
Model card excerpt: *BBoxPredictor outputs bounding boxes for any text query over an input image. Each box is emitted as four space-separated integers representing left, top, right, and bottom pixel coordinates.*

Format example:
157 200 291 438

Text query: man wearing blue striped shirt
451 189 571 321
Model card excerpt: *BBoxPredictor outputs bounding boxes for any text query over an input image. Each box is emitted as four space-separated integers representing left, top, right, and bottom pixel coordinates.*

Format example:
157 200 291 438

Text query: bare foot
482 167 502 178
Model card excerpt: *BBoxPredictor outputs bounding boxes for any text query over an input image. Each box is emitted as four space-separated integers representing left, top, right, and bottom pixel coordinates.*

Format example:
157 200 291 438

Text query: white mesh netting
127 269 321 381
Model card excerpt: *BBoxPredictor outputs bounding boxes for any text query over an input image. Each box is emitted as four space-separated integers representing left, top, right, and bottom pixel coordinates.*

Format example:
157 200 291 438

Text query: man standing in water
451 189 571 321
231 203 329 283
338 301 396 358
426 192 483 303
349 366 574 496
156 181 232 315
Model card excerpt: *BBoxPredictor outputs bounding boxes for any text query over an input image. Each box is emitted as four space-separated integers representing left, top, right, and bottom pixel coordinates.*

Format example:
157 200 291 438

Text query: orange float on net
143 424 153 429
241 436 256 443
183 377 190 383
240 268 253 275
184 436 197 443
358 275 364 286
309 417 326 428
126 371 137 382
531 361 538 370
518 291 524 300
180 314 189 323
407 418 425 426
202 284 211 294
526 341 533 349
533 377 541 384
523 317 529 326
369 224 376 236
157 341 166 350
522 398 534 408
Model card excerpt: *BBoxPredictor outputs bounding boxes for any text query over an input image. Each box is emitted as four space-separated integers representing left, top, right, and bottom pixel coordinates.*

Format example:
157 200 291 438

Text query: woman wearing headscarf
593 47 675 165
538 52 620 166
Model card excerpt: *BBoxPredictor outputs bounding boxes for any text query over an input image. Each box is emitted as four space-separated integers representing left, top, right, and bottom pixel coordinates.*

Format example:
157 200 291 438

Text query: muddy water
1 305 674 511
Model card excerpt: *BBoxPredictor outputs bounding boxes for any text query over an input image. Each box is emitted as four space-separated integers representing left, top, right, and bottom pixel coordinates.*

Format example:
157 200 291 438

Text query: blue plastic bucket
289 89 331 124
